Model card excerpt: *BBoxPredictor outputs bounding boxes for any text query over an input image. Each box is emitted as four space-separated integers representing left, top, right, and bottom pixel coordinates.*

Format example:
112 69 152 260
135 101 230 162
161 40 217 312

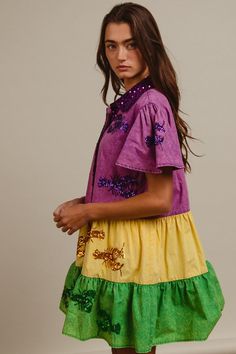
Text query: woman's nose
117 46 127 60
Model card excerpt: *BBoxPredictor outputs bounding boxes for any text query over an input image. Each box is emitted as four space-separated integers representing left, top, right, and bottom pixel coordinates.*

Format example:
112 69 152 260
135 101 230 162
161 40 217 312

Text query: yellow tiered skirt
76 210 208 284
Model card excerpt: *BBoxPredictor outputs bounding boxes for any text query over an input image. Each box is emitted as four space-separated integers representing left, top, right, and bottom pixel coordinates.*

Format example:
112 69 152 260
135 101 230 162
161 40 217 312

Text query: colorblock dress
59 76 225 353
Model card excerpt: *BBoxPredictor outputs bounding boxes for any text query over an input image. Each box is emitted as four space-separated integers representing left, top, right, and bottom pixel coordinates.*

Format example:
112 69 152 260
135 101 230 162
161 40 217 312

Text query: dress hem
60 310 223 354
59 258 225 354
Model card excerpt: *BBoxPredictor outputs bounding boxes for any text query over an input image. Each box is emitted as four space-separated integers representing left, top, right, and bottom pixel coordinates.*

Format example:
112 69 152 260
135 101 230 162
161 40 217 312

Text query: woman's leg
111 346 156 354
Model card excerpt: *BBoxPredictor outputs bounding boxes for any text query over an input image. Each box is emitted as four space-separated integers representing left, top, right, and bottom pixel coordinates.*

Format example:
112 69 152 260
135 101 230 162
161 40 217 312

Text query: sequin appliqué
107 110 129 134
76 229 105 258
61 287 72 309
106 76 154 134
145 120 166 148
98 174 139 198
109 76 154 113
155 121 166 133
97 309 121 334
61 287 96 313
72 289 96 313
93 243 125 275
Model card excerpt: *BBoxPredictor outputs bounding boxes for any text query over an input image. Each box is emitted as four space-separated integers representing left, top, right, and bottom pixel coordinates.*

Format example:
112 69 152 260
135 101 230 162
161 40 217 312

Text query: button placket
90 108 112 201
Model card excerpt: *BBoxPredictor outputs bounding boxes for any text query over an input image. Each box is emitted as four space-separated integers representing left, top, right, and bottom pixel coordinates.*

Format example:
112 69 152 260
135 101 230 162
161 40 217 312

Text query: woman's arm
86 170 173 221
53 171 173 235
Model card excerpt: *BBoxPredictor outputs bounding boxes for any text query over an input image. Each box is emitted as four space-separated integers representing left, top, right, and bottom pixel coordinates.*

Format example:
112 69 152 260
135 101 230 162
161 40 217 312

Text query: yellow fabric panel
75 211 208 285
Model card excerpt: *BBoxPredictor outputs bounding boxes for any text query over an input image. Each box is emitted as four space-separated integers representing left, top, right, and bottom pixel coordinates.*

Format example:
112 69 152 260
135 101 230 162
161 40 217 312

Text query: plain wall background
0 1 235 354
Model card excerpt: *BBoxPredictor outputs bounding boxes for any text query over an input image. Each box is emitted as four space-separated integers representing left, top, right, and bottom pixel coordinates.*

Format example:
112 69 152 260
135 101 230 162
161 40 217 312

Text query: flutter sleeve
115 101 184 174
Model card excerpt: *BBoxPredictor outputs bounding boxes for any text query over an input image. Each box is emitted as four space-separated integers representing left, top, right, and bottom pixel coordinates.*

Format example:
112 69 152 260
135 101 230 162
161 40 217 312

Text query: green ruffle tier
59 259 225 354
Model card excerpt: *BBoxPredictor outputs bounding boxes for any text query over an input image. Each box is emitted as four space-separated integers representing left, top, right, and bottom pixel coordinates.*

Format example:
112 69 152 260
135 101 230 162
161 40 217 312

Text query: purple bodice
84 76 190 217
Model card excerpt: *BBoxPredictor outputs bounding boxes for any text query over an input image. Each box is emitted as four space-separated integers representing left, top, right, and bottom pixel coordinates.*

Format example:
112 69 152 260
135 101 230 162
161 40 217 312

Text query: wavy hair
96 2 203 173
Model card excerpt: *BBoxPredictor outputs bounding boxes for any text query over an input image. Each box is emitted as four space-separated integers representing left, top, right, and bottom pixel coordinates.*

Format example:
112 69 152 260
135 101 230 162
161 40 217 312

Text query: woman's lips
117 66 130 71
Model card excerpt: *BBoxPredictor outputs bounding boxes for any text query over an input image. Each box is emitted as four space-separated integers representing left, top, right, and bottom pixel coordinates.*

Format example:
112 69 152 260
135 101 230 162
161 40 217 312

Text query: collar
108 75 154 114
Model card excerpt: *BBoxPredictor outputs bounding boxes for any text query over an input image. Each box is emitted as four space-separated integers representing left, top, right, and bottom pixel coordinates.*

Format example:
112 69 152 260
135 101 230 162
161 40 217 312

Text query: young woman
53 3 225 354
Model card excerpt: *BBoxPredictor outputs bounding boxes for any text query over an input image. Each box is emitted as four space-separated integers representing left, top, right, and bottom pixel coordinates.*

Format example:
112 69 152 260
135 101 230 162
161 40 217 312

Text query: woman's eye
106 43 137 50
127 42 137 49
106 44 116 49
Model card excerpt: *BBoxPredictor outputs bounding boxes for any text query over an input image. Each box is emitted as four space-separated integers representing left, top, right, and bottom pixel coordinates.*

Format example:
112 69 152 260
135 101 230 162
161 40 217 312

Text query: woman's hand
53 196 88 235
54 203 89 235
53 196 85 218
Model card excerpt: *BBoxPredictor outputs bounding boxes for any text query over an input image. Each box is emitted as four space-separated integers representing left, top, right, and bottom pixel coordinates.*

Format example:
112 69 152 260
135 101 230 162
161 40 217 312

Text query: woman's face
104 22 149 87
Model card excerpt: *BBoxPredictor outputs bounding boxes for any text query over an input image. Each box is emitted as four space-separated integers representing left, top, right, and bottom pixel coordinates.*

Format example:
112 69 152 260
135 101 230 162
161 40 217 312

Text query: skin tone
111 347 156 354
104 22 150 90
53 22 174 354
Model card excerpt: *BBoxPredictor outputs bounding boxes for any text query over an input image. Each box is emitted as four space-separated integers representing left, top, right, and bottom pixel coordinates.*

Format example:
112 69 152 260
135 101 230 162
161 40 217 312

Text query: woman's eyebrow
105 37 134 44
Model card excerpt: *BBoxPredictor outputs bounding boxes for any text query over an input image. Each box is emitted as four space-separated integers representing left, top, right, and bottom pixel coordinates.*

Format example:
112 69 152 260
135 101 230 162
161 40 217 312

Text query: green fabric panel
59 259 225 354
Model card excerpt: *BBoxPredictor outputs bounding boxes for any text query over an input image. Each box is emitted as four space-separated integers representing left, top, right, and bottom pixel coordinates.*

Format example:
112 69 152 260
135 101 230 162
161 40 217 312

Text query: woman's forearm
85 191 171 221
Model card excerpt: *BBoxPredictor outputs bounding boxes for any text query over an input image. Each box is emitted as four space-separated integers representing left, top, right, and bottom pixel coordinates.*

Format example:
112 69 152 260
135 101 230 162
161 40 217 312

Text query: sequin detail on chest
106 109 129 134
145 120 166 148
98 174 139 198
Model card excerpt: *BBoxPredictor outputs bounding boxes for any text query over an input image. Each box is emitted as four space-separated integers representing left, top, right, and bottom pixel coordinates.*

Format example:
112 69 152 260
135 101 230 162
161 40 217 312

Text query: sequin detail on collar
109 75 154 113
98 174 139 198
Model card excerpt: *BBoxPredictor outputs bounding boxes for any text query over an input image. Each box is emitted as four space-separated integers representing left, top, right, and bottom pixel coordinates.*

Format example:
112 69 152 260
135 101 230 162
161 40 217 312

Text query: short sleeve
115 102 184 174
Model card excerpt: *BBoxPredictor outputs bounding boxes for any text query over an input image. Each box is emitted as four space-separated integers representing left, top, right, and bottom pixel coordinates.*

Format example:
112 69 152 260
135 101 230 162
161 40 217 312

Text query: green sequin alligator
97 309 121 334
61 287 96 313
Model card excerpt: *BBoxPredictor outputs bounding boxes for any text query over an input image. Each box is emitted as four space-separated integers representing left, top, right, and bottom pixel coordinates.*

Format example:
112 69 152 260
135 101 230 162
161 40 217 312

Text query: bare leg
111 346 156 354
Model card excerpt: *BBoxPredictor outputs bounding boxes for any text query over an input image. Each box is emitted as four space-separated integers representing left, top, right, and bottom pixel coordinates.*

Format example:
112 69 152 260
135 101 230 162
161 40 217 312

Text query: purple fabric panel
154 169 190 217
83 75 190 216
115 101 184 174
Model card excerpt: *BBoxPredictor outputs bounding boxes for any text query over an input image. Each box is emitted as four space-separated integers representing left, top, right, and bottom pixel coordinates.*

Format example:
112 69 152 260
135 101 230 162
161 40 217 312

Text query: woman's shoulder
135 88 171 112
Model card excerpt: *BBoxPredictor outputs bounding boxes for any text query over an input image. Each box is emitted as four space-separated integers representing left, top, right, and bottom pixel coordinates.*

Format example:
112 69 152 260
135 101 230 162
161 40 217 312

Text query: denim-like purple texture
84 76 190 217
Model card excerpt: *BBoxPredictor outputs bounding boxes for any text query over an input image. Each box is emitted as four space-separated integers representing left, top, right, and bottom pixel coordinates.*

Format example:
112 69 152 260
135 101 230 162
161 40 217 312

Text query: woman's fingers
53 215 61 222
61 225 69 232
53 199 79 221
61 225 78 235
53 205 62 215
55 218 79 234
53 201 70 216
53 204 67 219
67 227 77 235
56 220 65 228
53 201 84 235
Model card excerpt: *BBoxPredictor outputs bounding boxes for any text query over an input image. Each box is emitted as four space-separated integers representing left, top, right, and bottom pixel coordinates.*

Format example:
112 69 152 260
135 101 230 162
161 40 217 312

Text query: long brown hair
96 2 203 173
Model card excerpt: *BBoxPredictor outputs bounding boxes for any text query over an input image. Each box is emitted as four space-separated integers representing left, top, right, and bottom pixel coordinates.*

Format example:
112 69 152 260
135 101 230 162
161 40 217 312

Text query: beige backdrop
0 1 235 354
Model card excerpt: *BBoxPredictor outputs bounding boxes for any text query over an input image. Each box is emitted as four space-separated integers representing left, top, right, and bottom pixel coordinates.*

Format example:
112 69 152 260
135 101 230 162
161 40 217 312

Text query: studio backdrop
0 1 235 354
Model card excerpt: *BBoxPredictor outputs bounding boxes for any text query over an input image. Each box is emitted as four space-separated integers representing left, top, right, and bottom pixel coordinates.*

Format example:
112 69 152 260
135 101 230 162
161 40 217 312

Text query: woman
53 3 225 354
